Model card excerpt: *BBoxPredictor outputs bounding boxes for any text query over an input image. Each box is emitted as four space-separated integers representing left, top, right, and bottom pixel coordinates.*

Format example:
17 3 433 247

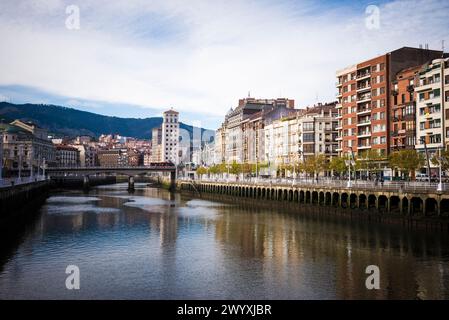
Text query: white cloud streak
0 0 448 120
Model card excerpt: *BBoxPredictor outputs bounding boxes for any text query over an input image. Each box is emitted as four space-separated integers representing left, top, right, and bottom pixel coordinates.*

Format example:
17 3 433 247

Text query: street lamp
18 144 23 182
0 133 3 185
437 147 443 192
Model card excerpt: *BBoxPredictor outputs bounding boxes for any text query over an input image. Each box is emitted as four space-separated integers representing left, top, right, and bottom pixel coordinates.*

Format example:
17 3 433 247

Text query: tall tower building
161 108 179 164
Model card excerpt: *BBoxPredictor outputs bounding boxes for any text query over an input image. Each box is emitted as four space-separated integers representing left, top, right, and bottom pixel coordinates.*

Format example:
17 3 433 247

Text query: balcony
358 144 372 149
357 119 371 126
357 131 371 138
357 72 371 80
336 81 343 87
335 136 343 141
336 92 343 98
335 103 342 109
356 84 371 93
357 94 371 104
356 108 371 115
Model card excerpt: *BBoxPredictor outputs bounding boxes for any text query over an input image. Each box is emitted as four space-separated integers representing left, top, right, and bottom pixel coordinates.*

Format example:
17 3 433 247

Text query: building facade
335 47 442 160
415 57 449 168
161 109 179 164
0 120 55 173
55 145 80 167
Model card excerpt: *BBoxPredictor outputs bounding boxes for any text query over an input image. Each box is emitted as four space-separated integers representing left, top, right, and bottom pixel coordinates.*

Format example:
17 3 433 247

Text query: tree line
195 149 449 181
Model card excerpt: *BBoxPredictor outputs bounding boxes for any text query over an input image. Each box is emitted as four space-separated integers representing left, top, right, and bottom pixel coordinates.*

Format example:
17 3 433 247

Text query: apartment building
264 103 338 176
390 65 421 150
415 57 449 167
214 126 226 164
150 127 162 162
298 103 338 161
336 47 442 159
221 97 295 164
161 108 179 164
55 145 80 167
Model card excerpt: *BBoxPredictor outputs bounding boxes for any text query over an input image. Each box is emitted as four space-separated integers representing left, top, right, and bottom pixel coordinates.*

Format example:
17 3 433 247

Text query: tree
356 149 382 175
196 166 208 179
303 154 327 179
230 161 241 175
431 149 449 172
209 165 219 176
389 150 425 180
329 156 347 176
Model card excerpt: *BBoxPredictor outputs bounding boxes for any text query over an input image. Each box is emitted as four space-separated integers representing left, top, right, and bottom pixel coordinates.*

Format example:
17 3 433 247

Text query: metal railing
0 175 48 188
179 177 448 194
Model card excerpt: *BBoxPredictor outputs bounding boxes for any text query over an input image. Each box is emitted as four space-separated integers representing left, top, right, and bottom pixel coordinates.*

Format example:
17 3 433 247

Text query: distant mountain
0 102 214 141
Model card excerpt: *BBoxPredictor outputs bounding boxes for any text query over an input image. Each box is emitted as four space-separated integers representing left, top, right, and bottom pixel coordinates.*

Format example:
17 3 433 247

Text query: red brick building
390 65 422 151
336 47 442 160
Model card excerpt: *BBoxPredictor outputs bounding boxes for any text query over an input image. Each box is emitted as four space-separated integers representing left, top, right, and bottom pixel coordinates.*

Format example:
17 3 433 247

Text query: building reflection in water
1 184 448 299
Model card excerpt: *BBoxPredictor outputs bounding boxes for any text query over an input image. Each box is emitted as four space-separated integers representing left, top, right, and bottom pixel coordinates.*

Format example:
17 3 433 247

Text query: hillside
0 102 213 140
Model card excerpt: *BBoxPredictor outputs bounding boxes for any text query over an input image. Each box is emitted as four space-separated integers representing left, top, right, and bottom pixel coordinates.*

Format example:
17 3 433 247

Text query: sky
0 0 448 130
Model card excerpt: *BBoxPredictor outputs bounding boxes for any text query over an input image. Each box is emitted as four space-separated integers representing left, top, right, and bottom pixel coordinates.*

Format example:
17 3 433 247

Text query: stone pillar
128 176 135 192
387 197 391 213
437 200 441 216
83 175 90 191
169 170 176 191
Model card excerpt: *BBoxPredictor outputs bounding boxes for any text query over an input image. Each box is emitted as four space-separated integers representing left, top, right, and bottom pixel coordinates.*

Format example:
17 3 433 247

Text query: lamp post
437 147 443 192
18 144 23 182
0 133 3 185
29 146 34 181
345 159 352 188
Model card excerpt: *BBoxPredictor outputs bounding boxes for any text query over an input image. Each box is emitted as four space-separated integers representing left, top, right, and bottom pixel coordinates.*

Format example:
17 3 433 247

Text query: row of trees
195 149 449 181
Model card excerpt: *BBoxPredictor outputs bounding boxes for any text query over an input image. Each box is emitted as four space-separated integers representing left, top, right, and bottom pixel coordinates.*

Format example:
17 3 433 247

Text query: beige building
415 57 449 171
0 120 55 172
264 103 338 176
151 127 162 162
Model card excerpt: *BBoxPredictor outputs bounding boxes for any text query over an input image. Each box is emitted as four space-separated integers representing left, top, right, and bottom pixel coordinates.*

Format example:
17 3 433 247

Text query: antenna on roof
442 40 445 57
248 91 251 98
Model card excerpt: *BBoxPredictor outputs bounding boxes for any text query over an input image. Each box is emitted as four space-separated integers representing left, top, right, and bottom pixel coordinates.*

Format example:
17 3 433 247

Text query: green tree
196 166 208 179
329 156 347 176
431 149 449 172
389 150 425 180
356 149 382 175
230 161 241 175
303 154 327 179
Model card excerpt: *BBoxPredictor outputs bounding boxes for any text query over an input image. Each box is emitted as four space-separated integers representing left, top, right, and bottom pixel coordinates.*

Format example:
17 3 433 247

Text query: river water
0 183 448 299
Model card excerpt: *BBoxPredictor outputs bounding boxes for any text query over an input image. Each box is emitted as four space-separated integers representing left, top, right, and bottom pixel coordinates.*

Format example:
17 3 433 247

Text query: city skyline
1 0 449 129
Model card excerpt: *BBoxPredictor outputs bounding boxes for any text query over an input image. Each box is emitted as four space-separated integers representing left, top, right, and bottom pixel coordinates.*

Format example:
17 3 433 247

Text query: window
303 133 314 142
303 122 314 131
380 63 385 71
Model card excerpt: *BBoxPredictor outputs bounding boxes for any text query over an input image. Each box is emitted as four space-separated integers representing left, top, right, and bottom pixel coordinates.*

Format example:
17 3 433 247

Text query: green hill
0 102 213 140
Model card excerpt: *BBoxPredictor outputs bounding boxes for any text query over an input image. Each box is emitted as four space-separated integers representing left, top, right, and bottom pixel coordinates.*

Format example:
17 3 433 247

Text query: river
0 183 448 299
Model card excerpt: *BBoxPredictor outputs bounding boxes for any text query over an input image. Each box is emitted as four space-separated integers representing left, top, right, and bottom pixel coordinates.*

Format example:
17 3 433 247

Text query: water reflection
0 183 448 299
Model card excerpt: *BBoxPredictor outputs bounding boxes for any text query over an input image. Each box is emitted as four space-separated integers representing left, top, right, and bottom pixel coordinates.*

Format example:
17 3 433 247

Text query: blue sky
0 0 448 130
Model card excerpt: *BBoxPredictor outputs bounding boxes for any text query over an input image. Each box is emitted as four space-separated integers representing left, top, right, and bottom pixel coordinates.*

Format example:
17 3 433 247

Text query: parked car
415 173 430 182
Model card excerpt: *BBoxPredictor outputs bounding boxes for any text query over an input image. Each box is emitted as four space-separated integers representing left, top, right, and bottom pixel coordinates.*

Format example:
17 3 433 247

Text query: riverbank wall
0 180 53 239
180 181 449 231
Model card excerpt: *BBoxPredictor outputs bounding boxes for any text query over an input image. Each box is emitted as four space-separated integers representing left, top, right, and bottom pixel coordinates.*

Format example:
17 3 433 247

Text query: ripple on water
45 204 120 215
46 196 101 203
185 199 229 208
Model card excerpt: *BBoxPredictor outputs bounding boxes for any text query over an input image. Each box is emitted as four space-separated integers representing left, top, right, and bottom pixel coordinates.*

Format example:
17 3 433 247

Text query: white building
415 58 449 169
161 108 180 164
55 145 80 167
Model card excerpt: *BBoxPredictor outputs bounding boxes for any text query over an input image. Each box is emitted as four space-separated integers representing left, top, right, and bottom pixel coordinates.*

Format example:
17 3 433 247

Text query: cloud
0 0 448 123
